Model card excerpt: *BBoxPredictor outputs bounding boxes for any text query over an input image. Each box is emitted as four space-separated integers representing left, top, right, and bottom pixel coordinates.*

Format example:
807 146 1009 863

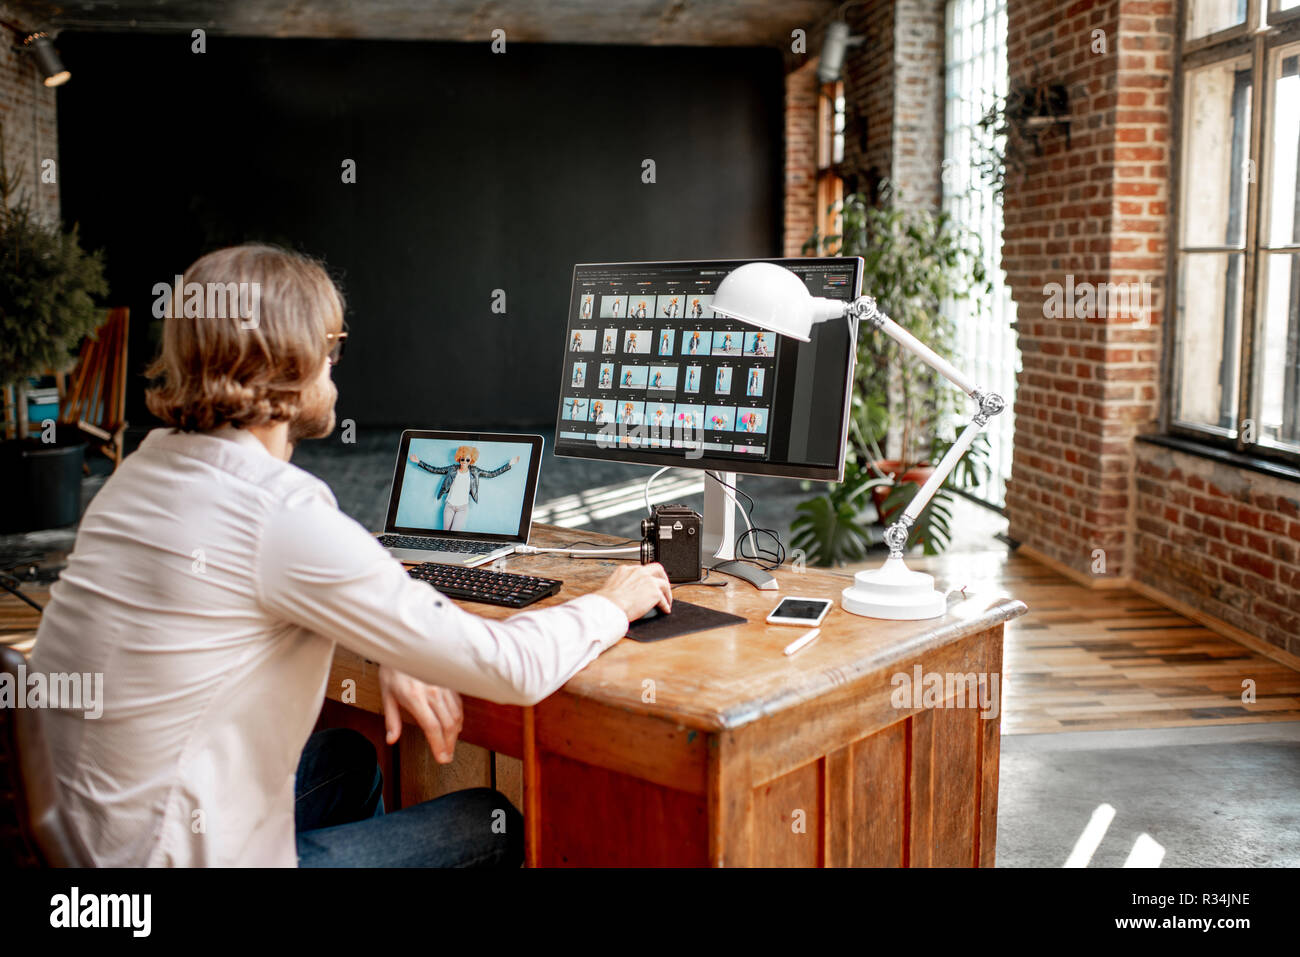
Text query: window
1171 1 1300 462
1271 0 1300 27
816 80 844 243
1186 0 1249 43
942 0 1018 507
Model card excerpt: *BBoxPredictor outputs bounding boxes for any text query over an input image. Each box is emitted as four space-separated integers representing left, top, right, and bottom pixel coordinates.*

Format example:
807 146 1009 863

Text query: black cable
706 472 787 572
0 573 44 614
707 470 757 513
672 568 728 589
737 527 785 570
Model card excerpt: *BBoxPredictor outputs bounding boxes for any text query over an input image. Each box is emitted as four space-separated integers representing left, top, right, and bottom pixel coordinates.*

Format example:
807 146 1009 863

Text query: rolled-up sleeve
255 494 628 705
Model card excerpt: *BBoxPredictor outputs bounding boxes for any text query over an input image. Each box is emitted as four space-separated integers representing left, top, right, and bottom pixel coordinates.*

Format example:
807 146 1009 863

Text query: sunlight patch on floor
533 476 705 527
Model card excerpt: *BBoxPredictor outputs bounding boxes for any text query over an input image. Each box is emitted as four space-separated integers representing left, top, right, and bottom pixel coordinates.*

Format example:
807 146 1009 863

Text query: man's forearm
258 500 628 708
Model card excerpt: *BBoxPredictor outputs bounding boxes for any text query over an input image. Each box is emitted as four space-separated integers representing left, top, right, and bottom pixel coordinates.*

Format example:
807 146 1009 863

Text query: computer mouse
635 605 667 622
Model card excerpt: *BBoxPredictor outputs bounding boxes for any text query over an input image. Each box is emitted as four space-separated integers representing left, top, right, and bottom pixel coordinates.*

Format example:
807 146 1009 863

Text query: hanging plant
976 76 1071 199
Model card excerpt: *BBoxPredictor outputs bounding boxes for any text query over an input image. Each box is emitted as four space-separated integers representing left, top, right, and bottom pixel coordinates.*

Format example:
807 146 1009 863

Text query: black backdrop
54 33 784 429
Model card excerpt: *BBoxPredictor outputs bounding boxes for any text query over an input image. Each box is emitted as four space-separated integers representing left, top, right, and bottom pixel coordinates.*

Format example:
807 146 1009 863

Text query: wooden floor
842 549 1300 735
6 549 1300 736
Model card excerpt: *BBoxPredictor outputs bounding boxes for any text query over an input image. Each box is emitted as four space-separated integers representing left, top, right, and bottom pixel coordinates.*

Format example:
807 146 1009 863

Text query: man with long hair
30 244 670 867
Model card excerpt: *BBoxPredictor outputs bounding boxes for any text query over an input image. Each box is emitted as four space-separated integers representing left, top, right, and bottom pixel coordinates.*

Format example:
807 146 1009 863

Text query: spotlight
817 21 852 84
23 32 70 87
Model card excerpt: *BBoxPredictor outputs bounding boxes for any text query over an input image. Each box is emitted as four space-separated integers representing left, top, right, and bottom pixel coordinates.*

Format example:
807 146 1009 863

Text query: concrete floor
997 723 1300 867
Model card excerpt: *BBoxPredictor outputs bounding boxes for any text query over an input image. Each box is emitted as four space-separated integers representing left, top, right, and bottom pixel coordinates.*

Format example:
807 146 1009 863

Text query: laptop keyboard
407 563 562 609
379 534 502 555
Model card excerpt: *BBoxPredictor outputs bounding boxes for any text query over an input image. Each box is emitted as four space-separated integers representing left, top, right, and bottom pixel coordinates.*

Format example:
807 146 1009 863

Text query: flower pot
869 459 935 523
0 435 86 533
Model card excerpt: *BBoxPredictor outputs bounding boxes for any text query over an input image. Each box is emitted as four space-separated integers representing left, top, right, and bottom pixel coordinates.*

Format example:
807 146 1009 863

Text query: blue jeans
294 728 523 867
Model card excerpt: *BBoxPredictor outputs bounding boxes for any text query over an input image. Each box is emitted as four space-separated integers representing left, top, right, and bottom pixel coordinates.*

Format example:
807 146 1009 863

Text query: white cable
514 544 640 557
644 466 672 515
646 466 752 535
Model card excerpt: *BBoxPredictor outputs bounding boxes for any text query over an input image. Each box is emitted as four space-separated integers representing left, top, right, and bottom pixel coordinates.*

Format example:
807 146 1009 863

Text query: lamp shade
710 261 844 341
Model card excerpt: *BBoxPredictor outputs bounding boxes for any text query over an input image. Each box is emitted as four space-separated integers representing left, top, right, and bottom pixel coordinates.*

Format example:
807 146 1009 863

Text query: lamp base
840 557 947 620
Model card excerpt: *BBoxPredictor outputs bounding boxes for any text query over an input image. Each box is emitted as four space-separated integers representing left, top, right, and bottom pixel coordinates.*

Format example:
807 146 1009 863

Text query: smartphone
765 596 833 626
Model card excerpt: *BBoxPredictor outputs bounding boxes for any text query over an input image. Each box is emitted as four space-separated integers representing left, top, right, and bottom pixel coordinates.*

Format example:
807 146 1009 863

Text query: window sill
1136 434 1300 485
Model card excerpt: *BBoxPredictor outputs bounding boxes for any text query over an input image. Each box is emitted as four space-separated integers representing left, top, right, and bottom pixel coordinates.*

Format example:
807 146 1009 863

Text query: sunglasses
325 329 348 366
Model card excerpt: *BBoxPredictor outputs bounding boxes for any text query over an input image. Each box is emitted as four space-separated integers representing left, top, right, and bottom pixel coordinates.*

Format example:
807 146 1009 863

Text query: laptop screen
385 432 544 542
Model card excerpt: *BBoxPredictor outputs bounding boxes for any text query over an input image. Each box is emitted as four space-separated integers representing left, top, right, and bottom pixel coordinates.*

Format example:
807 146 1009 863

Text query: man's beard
288 375 338 445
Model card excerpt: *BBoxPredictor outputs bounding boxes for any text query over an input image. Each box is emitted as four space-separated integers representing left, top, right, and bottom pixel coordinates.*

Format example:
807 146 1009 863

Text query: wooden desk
326 524 1027 867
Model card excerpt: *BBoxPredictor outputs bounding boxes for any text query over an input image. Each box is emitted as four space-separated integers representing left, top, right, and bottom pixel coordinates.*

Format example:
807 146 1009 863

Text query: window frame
815 79 844 244
1267 0 1300 29
1184 0 1257 54
1165 2 1300 468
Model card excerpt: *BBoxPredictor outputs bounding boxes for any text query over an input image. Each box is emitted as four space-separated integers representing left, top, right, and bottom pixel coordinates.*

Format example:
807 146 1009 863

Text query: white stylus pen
783 627 822 656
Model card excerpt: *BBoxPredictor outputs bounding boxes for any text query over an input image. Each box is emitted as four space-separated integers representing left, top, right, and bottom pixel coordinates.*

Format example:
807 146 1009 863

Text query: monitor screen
554 258 863 481
385 431 543 541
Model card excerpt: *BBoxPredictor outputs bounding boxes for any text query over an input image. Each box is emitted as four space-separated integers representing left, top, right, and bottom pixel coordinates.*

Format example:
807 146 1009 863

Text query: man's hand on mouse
378 665 463 764
596 563 672 622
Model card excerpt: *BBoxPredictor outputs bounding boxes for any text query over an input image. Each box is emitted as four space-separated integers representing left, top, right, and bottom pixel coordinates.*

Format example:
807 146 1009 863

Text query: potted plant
792 184 990 565
0 122 109 533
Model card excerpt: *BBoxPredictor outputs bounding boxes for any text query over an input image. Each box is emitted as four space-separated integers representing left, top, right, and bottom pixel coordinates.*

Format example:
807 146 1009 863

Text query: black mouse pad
625 599 746 642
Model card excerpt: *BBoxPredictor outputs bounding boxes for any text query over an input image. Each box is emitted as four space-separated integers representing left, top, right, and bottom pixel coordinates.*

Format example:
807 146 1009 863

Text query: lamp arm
878 417 980 556
846 296 978 395
843 296 1006 559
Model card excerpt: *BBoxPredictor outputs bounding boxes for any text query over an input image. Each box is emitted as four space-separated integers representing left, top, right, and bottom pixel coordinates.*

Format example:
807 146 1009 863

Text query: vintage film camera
639 504 702 584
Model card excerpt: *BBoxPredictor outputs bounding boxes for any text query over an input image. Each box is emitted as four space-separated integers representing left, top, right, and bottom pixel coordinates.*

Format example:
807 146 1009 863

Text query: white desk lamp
710 261 1005 620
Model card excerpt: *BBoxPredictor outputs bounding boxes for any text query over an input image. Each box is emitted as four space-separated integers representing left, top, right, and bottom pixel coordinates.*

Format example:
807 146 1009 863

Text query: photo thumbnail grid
564 284 778 456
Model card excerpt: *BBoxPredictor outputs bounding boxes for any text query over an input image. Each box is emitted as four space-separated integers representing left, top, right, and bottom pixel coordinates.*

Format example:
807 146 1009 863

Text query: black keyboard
407 562 563 609
379 534 499 554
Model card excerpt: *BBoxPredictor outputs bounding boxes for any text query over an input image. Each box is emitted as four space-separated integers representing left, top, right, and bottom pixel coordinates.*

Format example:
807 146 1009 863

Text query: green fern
789 462 888 567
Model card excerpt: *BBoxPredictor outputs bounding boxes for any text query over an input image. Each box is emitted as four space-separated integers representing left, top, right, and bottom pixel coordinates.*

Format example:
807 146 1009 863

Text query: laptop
376 430 545 566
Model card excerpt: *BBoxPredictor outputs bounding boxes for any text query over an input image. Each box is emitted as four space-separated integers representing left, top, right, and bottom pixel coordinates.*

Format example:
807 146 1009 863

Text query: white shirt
446 469 471 508
29 427 627 867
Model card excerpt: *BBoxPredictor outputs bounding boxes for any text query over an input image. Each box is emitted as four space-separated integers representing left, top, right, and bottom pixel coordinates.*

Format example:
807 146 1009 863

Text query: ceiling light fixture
23 32 70 87
815 1 871 84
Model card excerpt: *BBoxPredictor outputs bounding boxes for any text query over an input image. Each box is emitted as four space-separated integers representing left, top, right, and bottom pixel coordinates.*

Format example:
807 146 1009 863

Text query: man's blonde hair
146 244 344 431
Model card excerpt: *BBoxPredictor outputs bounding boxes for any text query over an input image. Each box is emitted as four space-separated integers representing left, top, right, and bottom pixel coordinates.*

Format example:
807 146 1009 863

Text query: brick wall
891 0 945 210
841 1 897 203
784 58 819 257
1135 444 1300 657
786 0 944 251
0 5 60 221
834 0 945 210
1000 0 1171 581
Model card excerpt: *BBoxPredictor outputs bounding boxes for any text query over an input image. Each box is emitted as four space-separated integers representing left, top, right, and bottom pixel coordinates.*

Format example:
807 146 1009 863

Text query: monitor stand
700 470 778 591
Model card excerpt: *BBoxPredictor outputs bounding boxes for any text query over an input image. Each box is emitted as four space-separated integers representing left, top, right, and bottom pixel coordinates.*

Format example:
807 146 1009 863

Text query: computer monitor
555 257 864 482
554 257 865 589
